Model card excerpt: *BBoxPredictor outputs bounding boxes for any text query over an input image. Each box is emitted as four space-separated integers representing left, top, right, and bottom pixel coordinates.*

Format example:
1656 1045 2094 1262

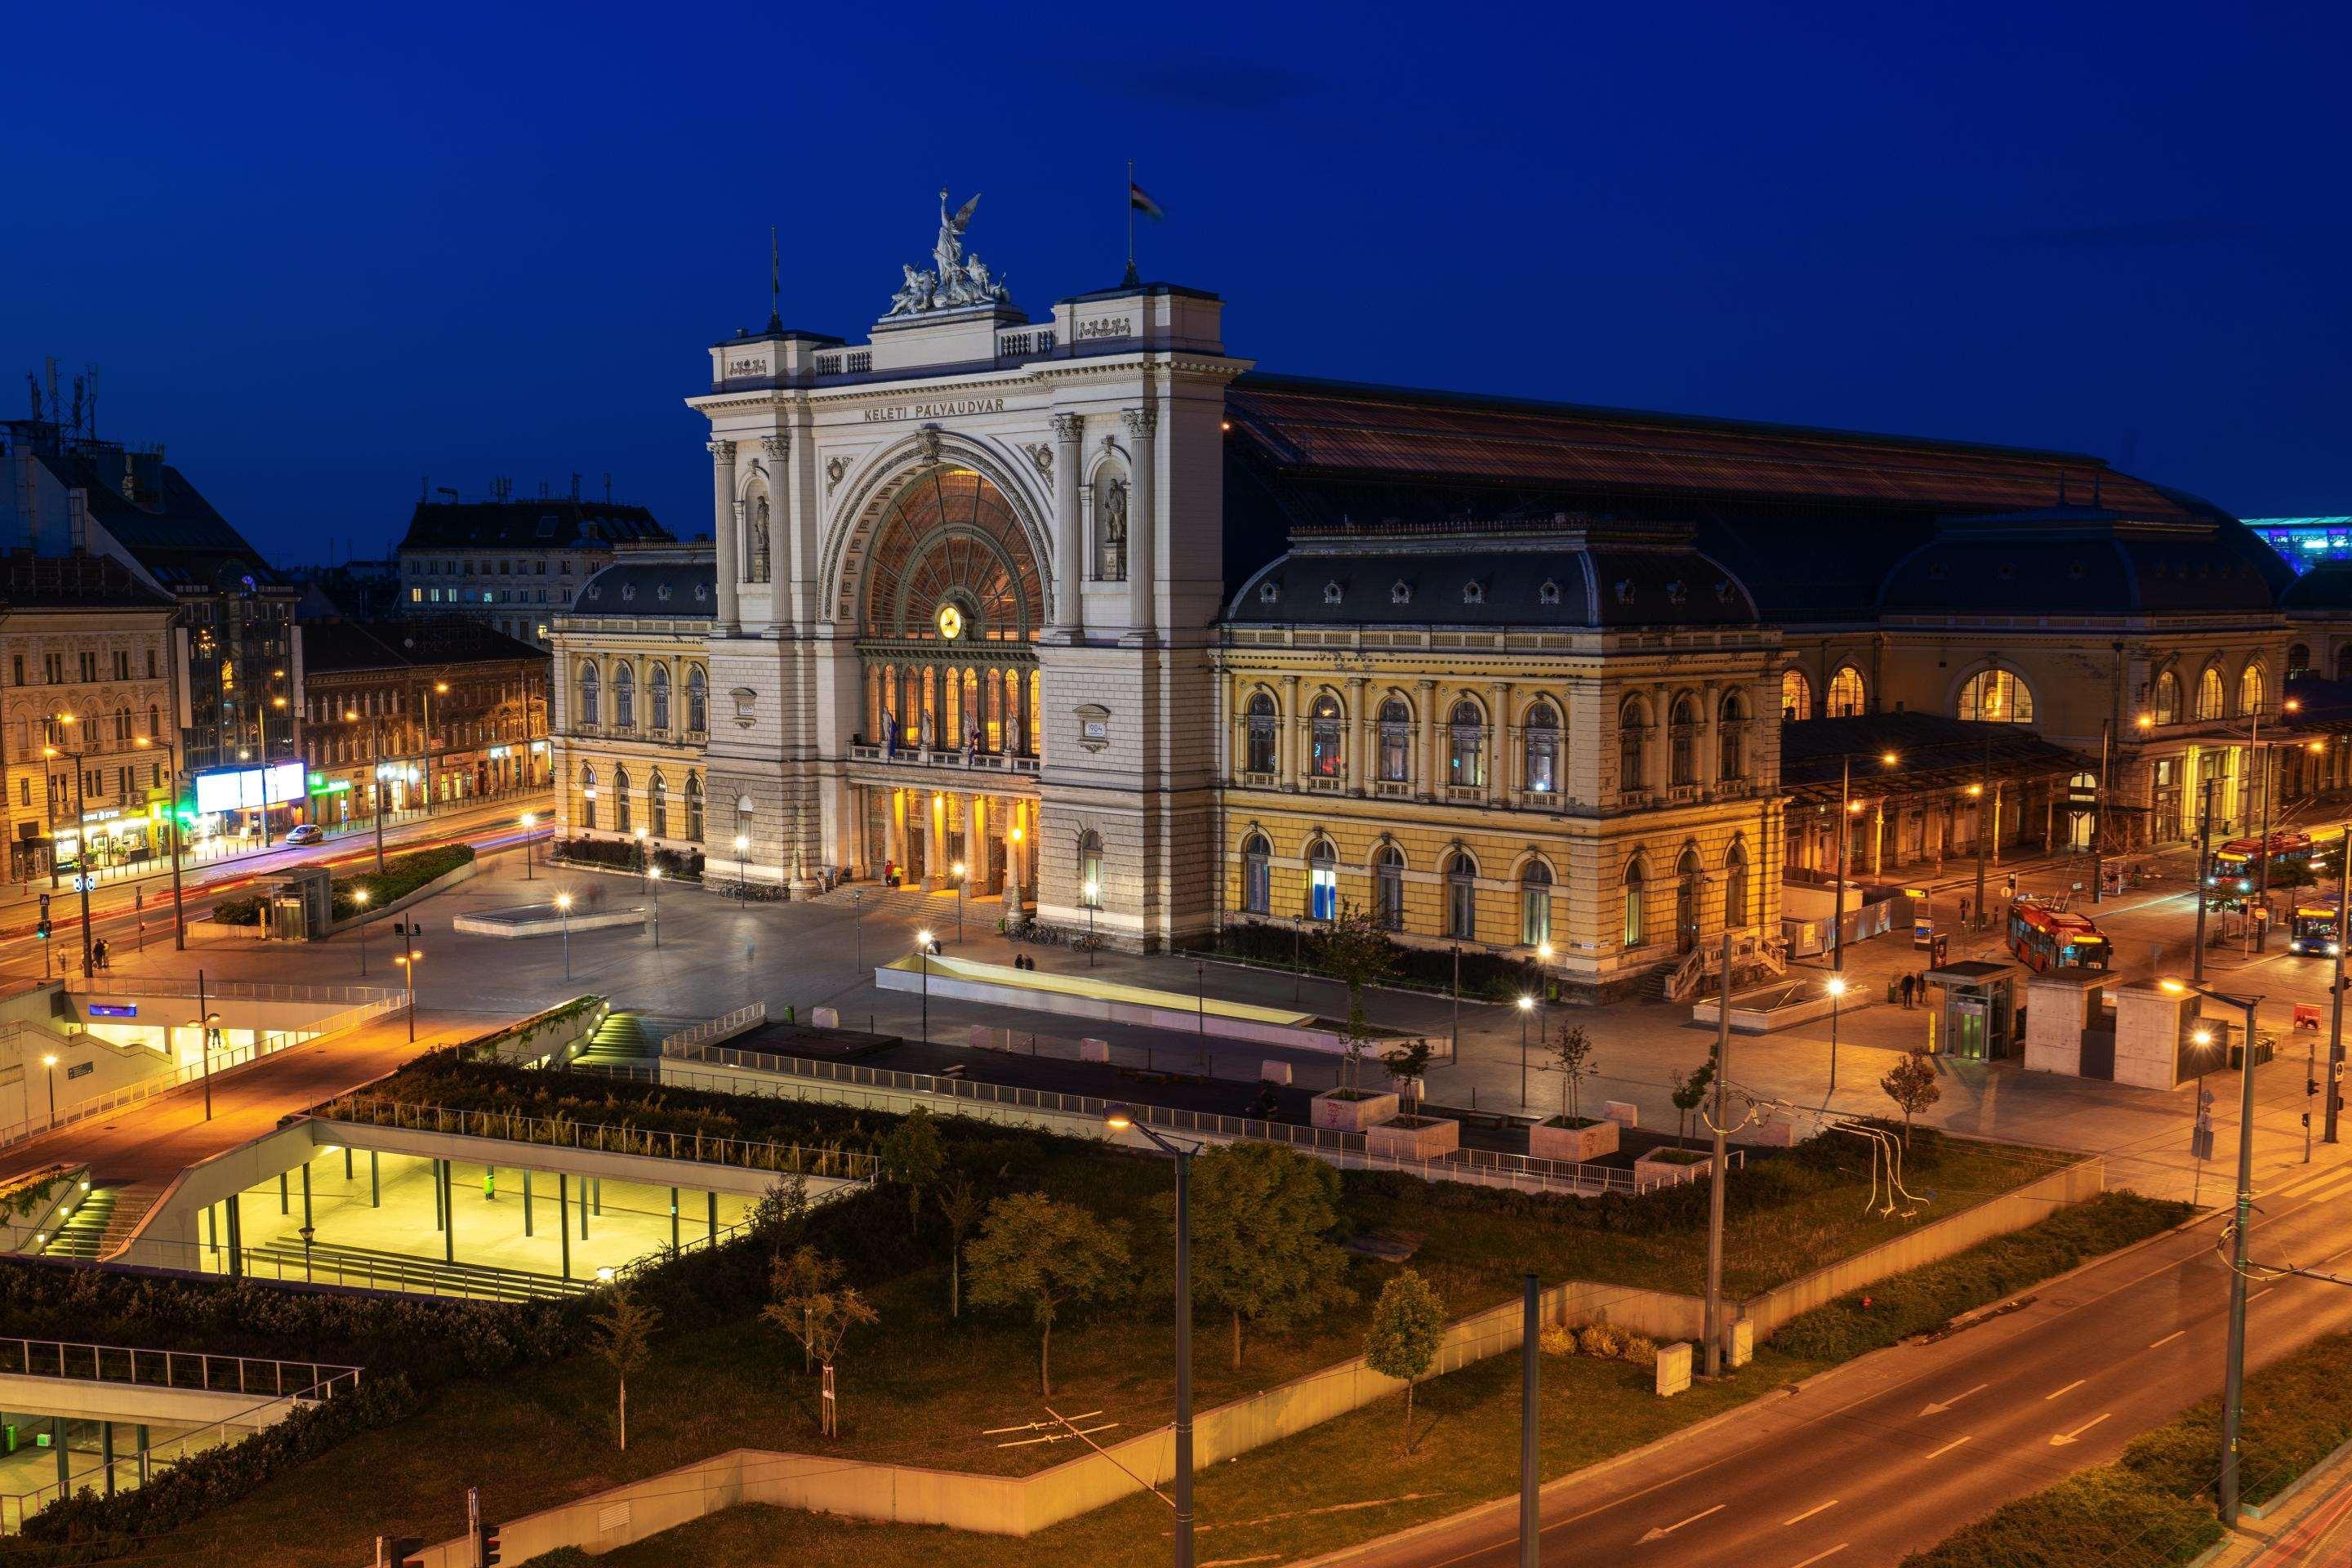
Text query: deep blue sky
7 1 2345 564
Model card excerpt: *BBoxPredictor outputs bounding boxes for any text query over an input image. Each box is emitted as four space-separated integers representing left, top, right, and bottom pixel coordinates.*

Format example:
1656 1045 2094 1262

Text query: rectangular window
114 651 131 679
44 653 62 683
411 587 424 603
147 648 158 678
9 654 20 686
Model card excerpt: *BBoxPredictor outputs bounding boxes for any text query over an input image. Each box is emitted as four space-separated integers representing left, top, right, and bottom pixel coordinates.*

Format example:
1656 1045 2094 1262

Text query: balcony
813 349 874 376
1303 774 1348 794
848 743 1040 777
1668 783 1701 804
1374 779 1414 800
1237 769 1279 790
1442 784 1486 805
995 326 1058 359
1517 787 1565 811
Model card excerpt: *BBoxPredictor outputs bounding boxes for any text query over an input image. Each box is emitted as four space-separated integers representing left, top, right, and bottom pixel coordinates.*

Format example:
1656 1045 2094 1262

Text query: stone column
1347 675 1369 795
1051 413 1084 637
1123 406 1157 637
707 441 739 630
1700 682 1722 784
884 789 904 879
1487 681 1510 805
1281 674 1302 791
762 434 791 622
926 791 946 890
1003 797 1025 915
1419 680 1440 799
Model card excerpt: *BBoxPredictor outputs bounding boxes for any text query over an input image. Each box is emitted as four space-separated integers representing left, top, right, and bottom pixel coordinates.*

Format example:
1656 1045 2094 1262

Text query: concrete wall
872 956 1347 1052
0 1372 302 1430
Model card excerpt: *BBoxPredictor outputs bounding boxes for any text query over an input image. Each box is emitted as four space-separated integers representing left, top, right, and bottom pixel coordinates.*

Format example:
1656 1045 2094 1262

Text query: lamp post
1517 994 1535 1109
353 887 371 977
2329 816 2349 1146
257 693 289 848
1824 973 1847 1098
1830 751 1900 972
1102 1103 1198 1568
41 1054 57 1129
1971 734 1993 936
851 889 866 982
198 1009 220 1119
634 826 650 891
418 680 449 817
394 942 421 1043
734 832 750 897
1082 880 1099 968
348 707 389 873
134 734 189 951
915 929 933 1042
2158 975 2261 1525
647 865 662 948
521 811 537 880
555 893 574 981
952 860 967 943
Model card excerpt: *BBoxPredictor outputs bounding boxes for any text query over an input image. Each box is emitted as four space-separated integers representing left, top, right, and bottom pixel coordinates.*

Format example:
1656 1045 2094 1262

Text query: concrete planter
1311 1089 1400 1132
1633 1147 1714 1191
1530 1116 1619 1164
1365 1115 1460 1160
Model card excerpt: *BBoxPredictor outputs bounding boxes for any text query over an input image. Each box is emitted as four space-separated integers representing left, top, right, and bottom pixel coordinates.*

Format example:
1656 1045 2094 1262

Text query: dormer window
1664 580 1686 605
1614 579 1635 605
1390 580 1413 605
1258 581 1281 604
1463 581 1486 606
1322 580 1343 605
657 584 673 601
1537 578 1561 607
621 584 637 602
695 583 710 601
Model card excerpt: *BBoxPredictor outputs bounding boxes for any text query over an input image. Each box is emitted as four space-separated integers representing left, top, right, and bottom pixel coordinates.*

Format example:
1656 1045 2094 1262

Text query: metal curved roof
572 559 717 617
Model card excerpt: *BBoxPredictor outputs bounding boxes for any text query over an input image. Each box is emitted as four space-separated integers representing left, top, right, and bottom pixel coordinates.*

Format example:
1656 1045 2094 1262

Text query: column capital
706 439 737 461
1051 412 1085 443
761 433 790 461
1120 406 1158 439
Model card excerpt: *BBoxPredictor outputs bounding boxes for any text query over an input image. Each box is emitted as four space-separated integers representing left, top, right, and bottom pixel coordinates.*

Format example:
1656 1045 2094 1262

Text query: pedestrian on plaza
1899 972 1915 1009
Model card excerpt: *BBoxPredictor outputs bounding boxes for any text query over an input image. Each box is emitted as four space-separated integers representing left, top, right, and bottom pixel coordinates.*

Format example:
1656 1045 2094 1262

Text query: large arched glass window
1725 840 1750 929
2238 663 2265 717
1676 846 1703 955
2152 670 2180 726
1827 665 1865 717
1669 697 1697 786
1374 844 1405 930
1308 694 1344 779
612 662 635 730
1378 697 1412 782
1242 832 1271 915
1619 702 1647 792
1523 702 1560 795
2196 666 2225 720
1244 692 1278 776
685 774 704 841
1078 831 1105 906
1781 668 1811 722
649 772 669 839
1622 860 1646 948
612 764 632 834
1446 850 1477 940
1958 668 2034 724
1448 699 1486 790
1307 836 1339 920
580 762 598 831
577 661 600 728
648 665 671 734
686 666 707 734
1719 691 1749 780
1520 861 1552 948
2289 644 2313 679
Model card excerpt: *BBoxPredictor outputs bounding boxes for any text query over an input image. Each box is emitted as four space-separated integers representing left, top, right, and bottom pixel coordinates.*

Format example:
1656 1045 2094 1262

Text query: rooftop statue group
887 189 1013 317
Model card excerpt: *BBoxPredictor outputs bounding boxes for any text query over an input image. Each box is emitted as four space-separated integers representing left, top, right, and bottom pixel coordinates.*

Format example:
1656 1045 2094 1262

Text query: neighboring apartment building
299 617 550 822
0 552 181 881
396 488 675 648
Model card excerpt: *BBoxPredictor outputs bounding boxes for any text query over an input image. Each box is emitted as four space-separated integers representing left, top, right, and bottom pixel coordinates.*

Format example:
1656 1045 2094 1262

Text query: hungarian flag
1129 182 1164 221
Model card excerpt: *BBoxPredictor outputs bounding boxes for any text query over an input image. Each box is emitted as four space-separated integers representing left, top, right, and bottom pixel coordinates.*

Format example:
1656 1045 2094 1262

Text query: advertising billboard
193 761 306 815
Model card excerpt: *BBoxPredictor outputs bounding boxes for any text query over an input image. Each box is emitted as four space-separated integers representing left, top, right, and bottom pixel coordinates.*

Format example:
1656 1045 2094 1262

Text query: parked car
284 823 324 845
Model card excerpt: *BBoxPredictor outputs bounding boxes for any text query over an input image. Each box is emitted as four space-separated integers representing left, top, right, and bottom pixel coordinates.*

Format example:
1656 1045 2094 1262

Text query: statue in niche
1097 474 1129 581
964 705 981 761
747 496 772 583
1004 701 1022 757
918 706 935 751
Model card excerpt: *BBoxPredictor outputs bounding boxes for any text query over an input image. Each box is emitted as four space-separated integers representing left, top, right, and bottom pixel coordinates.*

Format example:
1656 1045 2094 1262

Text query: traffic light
479 1524 501 1566
375 1536 424 1568
34 920 49 942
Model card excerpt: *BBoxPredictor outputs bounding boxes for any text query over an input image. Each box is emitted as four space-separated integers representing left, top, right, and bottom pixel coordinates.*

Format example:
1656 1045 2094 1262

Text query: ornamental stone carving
1121 407 1158 439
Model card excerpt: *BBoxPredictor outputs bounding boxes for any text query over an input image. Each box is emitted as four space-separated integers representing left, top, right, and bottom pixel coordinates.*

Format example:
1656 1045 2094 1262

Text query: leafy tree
748 1173 811 1254
1323 902 1396 1091
967 1192 1132 1395
587 1285 660 1451
1172 1143 1352 1369
1363 1269 1447 1454
761 1246 879 1437
1670 1053 1716 1148
1379 1037 1435 1114
936 1169 986 1319
879 1107 946 1236
1882 1045 1942 1145
1545 1021 1599 1126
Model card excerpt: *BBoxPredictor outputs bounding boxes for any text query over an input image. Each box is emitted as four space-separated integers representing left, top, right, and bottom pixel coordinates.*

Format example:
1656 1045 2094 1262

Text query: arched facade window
686 666 707 734
1308 694 1344 779
1669 696 1697 786
1093 467 1129 581
612 764 632 834
1244 691 1278 776
648 665 671 734
2289 644 2313 679
1958 668 2034 724
2238 662 2265 717
1374 844 1405 930
1078 831 1105 906
1446 850 1477 940
1520 860 1552 948
2339 646 2352 684
1676 846 1703 955
612 662 635 730
2152 670 2180 726
2196 666 2226 720
1725 840 1750 929
1378 697 1412 783
685 774 704 841
1827 665 1865 718
1619 701 1647 792
1781 668 1812 722
1523 702 1560 795
1447 699 1486 790
579 763 598 831
1241 832 1271 915
1307 836 1339 920
1622 859 1646 948
1719 691 1749 780
649 772 669 839
577 662 599 728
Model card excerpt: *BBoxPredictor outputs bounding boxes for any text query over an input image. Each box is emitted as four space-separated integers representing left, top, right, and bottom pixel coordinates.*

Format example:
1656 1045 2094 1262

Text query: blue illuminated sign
87 1004 137 1018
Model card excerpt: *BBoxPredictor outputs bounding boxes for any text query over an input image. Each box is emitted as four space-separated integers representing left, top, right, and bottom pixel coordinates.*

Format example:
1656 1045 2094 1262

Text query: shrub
1898 1466 2220 1568
1538 1324 1577 1357
1200 920 1539 1000
211 844 475 926
556 837 703 880
1619 1334 1657 1367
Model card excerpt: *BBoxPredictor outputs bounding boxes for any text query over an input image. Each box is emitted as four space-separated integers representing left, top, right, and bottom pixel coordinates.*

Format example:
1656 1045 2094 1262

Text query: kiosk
1924 960 2018 1061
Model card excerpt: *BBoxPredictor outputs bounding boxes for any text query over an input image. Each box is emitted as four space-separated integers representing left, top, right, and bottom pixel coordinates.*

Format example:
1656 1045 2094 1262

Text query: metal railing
114 1232 590 1303
0 1337 359 1400
318 1095 879 1180
845 742 1041 775
657 1002 766 1055
66 978 397 1006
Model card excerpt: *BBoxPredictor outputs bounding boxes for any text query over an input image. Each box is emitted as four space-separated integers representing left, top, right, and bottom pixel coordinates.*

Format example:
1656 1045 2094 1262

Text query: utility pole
2194 776 2216 987
69 743 93 975
1519 1272 1539 1568
2091 716 2111 905
2220 990 2260 1526
2252 734 2275 956
1832 752 1851 971
1971 735 1991 938
2328 817 2348 1145
1702 924 1732 1377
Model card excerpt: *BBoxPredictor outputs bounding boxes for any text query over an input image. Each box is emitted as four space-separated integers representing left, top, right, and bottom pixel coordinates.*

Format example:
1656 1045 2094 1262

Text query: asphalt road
1337 1160 2352 1568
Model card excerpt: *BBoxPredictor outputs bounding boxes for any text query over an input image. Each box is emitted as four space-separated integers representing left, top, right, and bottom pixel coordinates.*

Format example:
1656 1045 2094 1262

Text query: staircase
92 1181 166 1259
238 1237 591 1301
571 1010 659 1075
41 1185 117 1259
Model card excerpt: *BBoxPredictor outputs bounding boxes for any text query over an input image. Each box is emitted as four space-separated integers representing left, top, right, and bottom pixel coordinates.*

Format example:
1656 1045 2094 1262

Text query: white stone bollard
1655 1341 1693 1397
812 1007 840 1030
1260 1061 1293 1085
1726 1319 1753 1370
1079 1037 1110 1062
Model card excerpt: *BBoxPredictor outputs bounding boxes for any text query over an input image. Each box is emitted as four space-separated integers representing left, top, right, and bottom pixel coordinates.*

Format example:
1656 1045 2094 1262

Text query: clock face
935 602 965 641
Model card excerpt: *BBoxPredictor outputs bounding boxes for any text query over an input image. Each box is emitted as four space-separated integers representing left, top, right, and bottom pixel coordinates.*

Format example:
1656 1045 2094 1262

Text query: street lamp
199 1009 221 1118
1517 994 1535 1109
850 889 866 982
556 892 574 980
915 929 933 1041
1102 1103 1199 1568
521 812 538 880
40 1054 57 1129
634 826 650 890
346 707 389 873
2159 975 2262 1526
394 944 422 1042
951 860 968 943
647 865 662 948
418 680 450 817
1082 880 1099 968
734 832 750 897
1832 750 1900 972
1824 974 1848 1098
353 887 372 977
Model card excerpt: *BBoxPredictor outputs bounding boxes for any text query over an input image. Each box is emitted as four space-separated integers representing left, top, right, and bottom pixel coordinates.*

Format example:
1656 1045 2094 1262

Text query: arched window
612 662 635 730
1241 832 1271 915
2339 646 2352 684
613 764 632 833
577 661 600 728
148 703 160 737
1523 702 1560 795
1781 668 1811 722
2152 670 2180 726
649 772 669 839
1676 846 1703 955
1378 697 1412 783
1719 691 1749 781
1078 831 1105 906
746 495 772 583
1622 860 1646 948
579 763 597 831
1307 836 1339 920
686 666 708 734
1446 850 1477 940
1374 844 1405 930
685 774 704 841
2196 666 2226 720
1958 668 2034 724
2289 644 2313 679
1448 699 1486 790
1619 702 1647 793
648 665 671 734
1244 692 1278 777
1827 665 1866 718
1725 840 1750 929
1308 694 1344 778
1094 467 1129 581
2238 663 2265 717
1520 860 1553 948
1669 696 1697 786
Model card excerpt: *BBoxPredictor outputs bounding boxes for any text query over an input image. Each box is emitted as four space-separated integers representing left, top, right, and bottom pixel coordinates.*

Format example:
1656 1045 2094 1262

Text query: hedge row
1195 920 1548 1001
555 836 703 880
212 844 474 926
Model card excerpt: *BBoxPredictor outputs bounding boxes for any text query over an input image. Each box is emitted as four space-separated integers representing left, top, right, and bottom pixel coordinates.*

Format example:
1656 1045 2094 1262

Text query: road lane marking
1790 1547 1849 1568
2149 1330 2187 1349
2249 1287 2274 1303
2051 1413 2112 1446
1923 1436 1973 1460
1638 1503 1726 1543
1782 1499 1839 1526
2045 1378 2086 1400
1918 1382 1989 1417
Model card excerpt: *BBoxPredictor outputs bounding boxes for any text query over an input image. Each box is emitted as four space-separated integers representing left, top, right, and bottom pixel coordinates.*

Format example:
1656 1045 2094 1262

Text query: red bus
2007 902 2112 973
2206 832 2316 893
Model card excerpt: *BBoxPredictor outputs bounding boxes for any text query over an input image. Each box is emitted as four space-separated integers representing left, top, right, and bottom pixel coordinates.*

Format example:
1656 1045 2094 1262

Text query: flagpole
1126 159 1135 278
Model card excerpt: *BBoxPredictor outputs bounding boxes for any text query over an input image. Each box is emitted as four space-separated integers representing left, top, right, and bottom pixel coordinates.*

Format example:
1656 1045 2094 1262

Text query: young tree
1670 1053 1716 1148
749 1172 811 1254
1881 1045 1942 1146
1175 1143 1352 1370
761 1246 879 1437
879 1107 946 1236
936 1168 985 1319
1364 1269 1447 1454
588 1284 661 1451
1545 1021 1599 1126
966 1192 1132 1396
1323 902 1396 1091
1379 1037 1435 1114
